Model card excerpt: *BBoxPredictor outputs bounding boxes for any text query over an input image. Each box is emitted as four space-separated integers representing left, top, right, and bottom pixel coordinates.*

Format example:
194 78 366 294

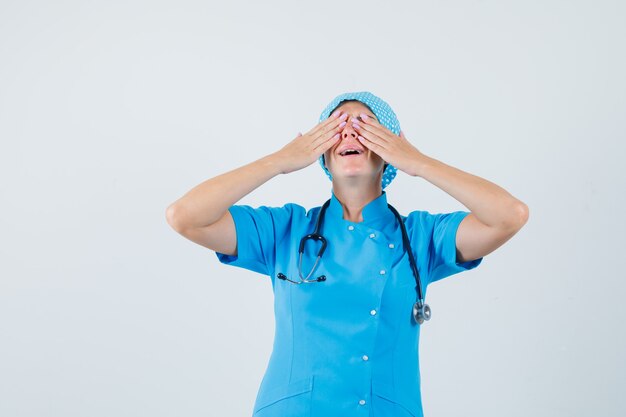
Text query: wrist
263 152 286 176
410 152 432 177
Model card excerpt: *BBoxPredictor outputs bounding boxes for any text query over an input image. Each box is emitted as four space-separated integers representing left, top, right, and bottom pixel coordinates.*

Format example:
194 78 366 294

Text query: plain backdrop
1 1 624 416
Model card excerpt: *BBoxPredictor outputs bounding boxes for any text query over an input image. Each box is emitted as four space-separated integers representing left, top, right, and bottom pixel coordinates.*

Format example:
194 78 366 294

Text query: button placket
352 226 389 409
349 223 379 397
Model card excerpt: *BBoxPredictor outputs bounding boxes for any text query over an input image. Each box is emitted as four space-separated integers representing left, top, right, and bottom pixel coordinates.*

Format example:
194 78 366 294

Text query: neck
332 183 382 223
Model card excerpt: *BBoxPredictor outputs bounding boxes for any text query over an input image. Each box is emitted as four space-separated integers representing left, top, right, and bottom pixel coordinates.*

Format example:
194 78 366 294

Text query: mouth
338 149 364 157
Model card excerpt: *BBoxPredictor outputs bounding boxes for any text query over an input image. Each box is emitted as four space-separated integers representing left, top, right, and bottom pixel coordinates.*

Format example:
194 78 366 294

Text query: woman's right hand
273 110 349 175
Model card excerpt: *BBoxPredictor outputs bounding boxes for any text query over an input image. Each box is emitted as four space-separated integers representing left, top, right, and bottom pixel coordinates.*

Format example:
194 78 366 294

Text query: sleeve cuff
443 211 483 273
214 206 249 266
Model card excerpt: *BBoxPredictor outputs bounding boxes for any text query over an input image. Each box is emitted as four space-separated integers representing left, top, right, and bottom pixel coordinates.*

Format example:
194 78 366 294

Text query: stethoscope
277 199 432 325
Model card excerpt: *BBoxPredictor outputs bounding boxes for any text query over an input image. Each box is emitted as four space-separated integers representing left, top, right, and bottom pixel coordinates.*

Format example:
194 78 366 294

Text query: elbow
512 202 529 229
166 203 186 232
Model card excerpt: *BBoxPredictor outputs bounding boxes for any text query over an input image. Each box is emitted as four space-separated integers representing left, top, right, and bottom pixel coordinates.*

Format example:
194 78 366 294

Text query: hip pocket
253 376 313 417
372 380 423 417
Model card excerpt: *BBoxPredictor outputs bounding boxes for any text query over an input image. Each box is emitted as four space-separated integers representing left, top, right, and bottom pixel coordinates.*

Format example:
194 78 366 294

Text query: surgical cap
317 91 401 189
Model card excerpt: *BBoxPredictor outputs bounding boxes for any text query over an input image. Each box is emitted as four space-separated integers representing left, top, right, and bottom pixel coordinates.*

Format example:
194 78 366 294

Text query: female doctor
166 91 529 417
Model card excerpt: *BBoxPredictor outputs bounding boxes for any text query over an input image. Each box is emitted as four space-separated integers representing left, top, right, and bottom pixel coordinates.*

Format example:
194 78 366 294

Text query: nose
341 119 359 141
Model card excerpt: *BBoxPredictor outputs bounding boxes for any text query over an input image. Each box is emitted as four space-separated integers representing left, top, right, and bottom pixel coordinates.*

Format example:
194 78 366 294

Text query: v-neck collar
326 190 396 225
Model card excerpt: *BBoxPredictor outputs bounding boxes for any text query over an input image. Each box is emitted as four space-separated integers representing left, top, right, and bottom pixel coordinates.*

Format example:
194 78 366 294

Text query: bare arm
165 153 284 255
412 154 529 262
352 114 528 264
167 153 283 230
165 110 347 255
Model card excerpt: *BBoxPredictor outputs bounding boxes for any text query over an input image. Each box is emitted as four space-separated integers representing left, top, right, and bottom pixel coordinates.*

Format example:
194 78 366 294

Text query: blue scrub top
215 190 483 417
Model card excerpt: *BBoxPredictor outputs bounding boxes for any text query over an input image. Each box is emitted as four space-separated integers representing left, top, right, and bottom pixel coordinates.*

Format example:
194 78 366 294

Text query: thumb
297 131 302 137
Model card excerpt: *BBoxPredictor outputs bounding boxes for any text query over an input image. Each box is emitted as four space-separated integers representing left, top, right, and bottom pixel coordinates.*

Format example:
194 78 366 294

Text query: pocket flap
372 380 422 417
254 376 314 412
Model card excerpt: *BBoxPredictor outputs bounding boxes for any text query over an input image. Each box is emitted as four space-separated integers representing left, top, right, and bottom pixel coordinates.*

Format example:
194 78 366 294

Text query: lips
340 152 363 158
338 147 365 156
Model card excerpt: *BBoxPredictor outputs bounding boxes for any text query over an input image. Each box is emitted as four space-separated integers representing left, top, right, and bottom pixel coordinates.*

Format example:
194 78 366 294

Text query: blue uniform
215 190 483 417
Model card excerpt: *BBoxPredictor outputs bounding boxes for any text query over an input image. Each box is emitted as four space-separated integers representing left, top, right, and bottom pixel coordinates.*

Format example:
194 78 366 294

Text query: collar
326 190 396 224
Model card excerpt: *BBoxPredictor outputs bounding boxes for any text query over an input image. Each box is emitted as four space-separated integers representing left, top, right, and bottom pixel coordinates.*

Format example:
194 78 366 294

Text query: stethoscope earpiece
277 272 326 283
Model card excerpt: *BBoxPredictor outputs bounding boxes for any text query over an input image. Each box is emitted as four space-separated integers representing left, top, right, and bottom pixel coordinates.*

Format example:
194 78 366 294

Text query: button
388 243 395 249
362 355 369 361
359 399 366 406
370 309 377 316
369 233 376 238
379 269 386 275
348 225 355 231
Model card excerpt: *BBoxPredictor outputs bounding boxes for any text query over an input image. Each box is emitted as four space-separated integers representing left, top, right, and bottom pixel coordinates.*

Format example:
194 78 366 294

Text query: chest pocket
252 376 313 417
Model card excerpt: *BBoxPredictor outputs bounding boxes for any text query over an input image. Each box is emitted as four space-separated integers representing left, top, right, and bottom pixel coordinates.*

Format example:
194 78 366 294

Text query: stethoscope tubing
277 198 431 324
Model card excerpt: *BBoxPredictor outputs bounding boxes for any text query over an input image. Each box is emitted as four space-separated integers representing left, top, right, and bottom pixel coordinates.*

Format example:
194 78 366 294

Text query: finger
352 116 390 140
357 133 385 155
358 114 399 146
305 109 345 137
316 112 348 140
304 115 341 139
311 117 347 149
358 113 387 130
312 122 344 152
352 122 390 149
314 132 341 154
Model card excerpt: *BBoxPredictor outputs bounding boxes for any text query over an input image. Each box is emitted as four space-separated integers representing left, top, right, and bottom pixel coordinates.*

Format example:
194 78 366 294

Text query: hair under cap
317 91 401 189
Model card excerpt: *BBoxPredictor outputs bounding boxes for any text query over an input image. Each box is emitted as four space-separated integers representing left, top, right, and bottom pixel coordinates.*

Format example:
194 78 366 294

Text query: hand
274 110 348 174
351 113 426 177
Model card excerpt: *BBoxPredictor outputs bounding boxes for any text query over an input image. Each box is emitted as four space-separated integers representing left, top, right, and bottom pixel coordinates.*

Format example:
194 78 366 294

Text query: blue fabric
214 191 483 417
318 91 402 190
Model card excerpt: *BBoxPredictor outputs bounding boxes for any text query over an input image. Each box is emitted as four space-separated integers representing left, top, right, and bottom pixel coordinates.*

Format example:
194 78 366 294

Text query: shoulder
401 208 471 234
231 201 306 216
228 201 313 228
401 209 435 229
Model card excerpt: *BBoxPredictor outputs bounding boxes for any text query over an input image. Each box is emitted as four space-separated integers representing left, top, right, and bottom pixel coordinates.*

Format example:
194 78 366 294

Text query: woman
166 91 529 417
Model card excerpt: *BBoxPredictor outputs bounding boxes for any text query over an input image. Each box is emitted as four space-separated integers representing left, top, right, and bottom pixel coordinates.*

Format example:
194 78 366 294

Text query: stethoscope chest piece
413 300 432 324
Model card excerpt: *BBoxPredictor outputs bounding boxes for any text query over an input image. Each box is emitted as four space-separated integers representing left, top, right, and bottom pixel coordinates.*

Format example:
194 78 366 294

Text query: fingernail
360 113 369 121
339 113 348 120
339 121 347 128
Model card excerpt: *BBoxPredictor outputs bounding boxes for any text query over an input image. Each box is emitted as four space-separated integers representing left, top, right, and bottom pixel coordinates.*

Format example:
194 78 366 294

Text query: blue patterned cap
318 91 401 189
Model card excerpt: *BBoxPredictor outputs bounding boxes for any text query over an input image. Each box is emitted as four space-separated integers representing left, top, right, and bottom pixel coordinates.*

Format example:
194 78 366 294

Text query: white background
1 1 624 416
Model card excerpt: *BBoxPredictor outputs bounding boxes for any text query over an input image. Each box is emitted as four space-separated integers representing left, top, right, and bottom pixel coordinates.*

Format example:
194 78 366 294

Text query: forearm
166 152 284 230
413 153 528 229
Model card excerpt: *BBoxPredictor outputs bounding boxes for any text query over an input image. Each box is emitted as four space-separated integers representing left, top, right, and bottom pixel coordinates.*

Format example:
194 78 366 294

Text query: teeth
340 149 361 156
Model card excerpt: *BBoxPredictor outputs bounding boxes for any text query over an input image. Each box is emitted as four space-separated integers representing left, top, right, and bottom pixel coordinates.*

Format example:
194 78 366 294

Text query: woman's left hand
352 113 427 177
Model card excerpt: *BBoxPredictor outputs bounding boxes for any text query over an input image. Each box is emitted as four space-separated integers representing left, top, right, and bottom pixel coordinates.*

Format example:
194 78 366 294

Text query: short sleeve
427 210 483 285
214 204 294 277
